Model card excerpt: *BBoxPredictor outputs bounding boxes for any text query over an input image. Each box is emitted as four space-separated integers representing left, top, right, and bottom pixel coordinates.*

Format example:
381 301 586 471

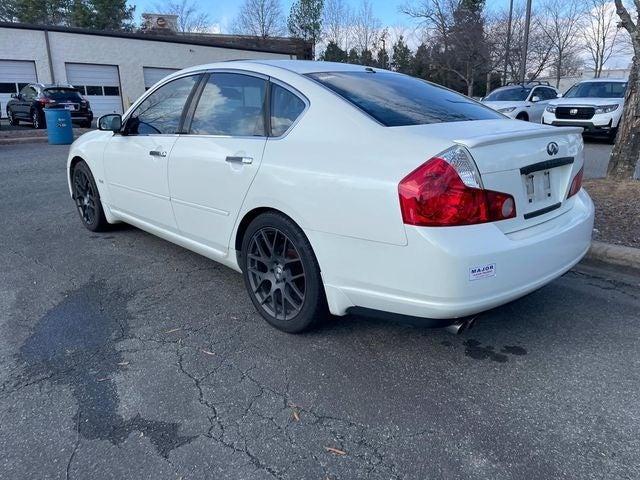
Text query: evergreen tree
411 43 431 79
375 47 389 69
391 35 412 74
347 47 360 64
360 49 374 66
288 0 323 55
321 41 347 62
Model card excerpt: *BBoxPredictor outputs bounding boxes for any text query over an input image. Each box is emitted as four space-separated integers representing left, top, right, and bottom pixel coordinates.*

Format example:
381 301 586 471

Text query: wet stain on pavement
500 345 527 356
463 340 509 362
19 281 195 457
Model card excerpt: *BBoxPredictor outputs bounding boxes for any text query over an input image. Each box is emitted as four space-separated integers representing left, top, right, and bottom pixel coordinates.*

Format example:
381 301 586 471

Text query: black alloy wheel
242 212 327 333
71 161 108 231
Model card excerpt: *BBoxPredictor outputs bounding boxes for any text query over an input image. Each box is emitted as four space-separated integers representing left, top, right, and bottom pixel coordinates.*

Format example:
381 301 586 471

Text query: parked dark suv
6 83 93 129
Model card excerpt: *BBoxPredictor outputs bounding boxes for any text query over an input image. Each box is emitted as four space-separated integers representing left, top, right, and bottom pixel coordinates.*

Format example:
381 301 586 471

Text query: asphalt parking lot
1 142 639 480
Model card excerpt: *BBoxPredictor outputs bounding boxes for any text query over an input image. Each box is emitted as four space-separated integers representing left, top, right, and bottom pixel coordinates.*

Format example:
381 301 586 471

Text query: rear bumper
312 189 594 319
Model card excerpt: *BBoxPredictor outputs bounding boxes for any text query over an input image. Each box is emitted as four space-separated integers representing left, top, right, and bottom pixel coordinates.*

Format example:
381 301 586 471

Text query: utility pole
519 0 533 85
503 0 514 85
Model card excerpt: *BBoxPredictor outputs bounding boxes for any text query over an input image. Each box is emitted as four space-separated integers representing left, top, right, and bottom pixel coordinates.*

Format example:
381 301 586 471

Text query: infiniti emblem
547 142 559 156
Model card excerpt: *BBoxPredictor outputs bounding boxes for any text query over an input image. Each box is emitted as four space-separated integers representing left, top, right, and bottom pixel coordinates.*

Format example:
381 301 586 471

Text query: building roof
0 22 313 59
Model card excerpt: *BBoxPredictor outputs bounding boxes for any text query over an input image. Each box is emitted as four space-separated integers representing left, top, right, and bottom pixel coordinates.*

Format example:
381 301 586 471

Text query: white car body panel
67 60 594 321
482 85 559 123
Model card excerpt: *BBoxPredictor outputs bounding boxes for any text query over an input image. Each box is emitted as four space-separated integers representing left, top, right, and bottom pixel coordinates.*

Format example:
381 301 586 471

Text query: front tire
241 212 328 333
607 127 618 145
516 112 529 121
71 161 109 232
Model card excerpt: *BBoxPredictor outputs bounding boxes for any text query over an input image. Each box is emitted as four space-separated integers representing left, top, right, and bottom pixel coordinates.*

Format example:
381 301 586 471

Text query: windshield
44 88 83 101
307 71 502 126
563 82 627 99
484 87 531 102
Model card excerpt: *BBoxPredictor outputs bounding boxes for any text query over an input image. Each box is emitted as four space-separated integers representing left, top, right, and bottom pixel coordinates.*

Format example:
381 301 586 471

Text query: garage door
143 67 179 90
0 60 37 118
65 63 122 118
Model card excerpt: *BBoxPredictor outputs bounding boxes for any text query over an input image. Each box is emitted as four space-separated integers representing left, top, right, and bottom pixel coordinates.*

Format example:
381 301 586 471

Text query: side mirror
10 93 18 99
557 93 563 98
98 114 122 132
531 95 541 103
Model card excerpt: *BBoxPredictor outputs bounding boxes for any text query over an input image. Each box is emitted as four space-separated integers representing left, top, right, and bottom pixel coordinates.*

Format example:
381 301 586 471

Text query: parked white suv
482 82 560 122
542 79 627 144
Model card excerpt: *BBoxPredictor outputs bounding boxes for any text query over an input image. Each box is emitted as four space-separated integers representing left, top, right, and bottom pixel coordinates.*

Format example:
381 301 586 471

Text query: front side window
127 75 200 135
190 73 266 136
308 71 502 126
270 84 306 136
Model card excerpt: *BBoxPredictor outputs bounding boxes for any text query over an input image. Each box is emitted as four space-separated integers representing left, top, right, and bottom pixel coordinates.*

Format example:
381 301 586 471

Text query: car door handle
149 150 167 157
225 156 253 164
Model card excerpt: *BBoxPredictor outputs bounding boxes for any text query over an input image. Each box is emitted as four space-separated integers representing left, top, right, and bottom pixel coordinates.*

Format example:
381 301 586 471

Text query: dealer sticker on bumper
469 263 496 281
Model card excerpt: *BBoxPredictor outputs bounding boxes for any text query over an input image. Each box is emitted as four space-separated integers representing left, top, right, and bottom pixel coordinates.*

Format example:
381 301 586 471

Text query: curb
0 136 48 145
586 241 640 270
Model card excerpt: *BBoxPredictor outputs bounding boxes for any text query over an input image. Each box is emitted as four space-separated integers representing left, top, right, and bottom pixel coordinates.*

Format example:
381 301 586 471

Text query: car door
16 85 35 118
528 87 553 123
168 71 268 253
102 74 202 231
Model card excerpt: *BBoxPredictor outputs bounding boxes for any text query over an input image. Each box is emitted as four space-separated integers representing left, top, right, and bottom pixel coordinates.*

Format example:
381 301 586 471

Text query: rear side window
190 73 266 136
44 88 83 101
127 75 200 135
270 84 305 136
308 71 502 126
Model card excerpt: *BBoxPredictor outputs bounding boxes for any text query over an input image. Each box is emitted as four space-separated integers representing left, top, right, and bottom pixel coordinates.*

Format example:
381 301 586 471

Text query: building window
103 86 120 96
85 85 103 95
0 83 16 94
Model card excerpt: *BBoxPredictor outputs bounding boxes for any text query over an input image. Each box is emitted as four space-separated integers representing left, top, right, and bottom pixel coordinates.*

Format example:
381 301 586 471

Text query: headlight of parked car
545 105 556 113
497 107 516 113
594 104 620 114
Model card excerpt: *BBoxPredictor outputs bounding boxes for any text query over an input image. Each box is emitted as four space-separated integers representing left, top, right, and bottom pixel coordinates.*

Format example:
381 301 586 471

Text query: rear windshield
307 71 502 127
484 87 531 102
44 88 83 101
564 82 627 99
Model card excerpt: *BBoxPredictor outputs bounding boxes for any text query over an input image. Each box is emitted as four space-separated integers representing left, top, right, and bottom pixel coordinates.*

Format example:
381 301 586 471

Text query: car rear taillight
38 97 54 107
398 146 516 227
567 166 583 198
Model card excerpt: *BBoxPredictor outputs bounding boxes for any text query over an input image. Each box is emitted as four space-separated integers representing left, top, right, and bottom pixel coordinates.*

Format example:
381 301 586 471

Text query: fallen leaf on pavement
201 350 215 356
291 409 300 422
324 447 346 456
117 362 129 366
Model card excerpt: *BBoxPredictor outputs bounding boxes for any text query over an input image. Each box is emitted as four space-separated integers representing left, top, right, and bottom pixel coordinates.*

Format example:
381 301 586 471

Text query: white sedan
67 60 594 333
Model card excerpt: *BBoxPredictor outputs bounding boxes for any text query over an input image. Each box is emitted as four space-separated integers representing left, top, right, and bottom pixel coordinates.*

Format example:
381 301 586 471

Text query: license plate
64 104 75 110
524 170 552 204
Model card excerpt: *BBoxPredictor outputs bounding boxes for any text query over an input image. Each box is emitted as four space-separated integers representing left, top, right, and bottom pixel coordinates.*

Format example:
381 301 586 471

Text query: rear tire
79 120 92 129
71 161 109 232
241 212 328 333
32 109 44 129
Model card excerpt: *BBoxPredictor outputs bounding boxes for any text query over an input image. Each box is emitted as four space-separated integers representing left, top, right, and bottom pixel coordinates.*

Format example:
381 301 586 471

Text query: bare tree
234 0 286 38
323 0 351 49
608 1 640 179
154 0 211 33
583 0 630 77
538 0 585 88
352 0 380 53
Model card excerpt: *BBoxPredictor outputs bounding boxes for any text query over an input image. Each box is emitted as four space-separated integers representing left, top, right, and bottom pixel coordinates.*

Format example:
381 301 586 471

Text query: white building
0 21 310 118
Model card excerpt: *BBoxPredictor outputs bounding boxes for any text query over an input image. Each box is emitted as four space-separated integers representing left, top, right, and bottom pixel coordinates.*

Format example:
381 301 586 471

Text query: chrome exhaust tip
444 316 477 335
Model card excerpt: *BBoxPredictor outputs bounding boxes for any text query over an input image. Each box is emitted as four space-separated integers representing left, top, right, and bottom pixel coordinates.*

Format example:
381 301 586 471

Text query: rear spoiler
455 126 584 149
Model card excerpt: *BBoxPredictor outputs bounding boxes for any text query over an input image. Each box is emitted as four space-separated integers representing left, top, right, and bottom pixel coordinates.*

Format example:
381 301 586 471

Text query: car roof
577 78 627 84
177 59 391 77
31 83 77 89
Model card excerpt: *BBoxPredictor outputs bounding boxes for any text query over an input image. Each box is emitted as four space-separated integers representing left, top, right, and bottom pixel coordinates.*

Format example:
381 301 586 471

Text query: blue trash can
44 107 74 145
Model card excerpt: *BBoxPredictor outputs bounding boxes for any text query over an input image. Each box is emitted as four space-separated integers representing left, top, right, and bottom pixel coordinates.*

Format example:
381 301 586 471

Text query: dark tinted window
104 86 120 96
564 81 627 98
484 86 531 101
17 83 29 91
537 87 558 100
85 86 103 95
44 88 83 101
190 73 266 136
308 71 501 126
0 83 16 94
127 75 200 135
270 84 305 136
